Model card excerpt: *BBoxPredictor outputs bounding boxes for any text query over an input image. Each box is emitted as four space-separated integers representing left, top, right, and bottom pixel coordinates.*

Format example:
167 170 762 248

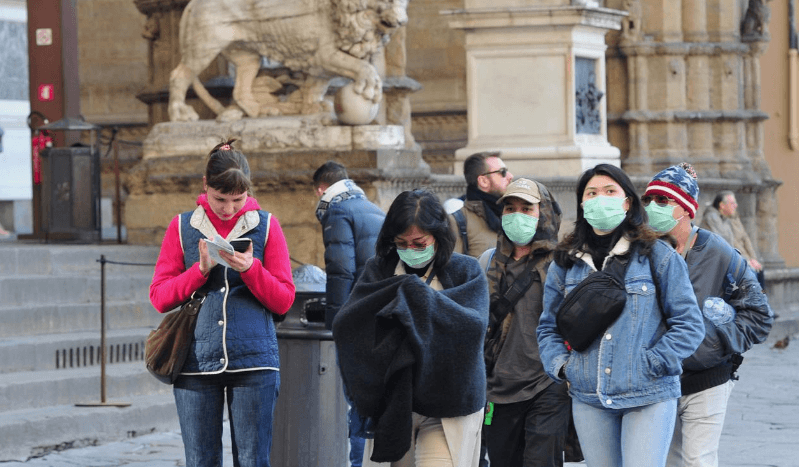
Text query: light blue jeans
572 398 677 467
173 370 280 467
666 380 734 467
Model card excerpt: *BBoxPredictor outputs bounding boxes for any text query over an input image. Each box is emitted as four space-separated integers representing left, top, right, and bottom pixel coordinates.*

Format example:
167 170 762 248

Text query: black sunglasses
481 167 508 178
641 194 672 207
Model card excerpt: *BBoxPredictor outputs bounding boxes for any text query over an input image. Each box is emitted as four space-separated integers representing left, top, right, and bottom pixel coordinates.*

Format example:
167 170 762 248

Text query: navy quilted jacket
319 192 385 329
179 210 280 373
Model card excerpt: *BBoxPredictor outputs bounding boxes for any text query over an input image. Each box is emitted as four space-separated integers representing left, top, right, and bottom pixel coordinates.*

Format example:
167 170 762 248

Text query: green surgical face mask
396 244 436 269
645 203 679 233
582 196 627 233
502 212 538 246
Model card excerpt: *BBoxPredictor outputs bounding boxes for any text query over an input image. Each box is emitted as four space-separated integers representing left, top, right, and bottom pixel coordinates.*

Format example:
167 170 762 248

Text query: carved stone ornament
741 0 772 43
621 0 643 43
167 0 409 123
575 59 604 135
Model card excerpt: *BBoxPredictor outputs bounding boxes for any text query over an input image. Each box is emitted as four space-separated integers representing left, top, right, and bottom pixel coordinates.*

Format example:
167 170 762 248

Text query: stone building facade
68 0 798 272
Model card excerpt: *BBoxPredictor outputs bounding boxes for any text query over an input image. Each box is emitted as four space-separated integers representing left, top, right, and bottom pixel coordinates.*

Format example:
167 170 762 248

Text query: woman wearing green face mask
536 164 705 467
332 189 490 467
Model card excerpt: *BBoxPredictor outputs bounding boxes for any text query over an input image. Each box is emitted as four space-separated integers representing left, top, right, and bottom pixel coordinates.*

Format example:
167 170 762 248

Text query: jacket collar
190 206 261 241
315 179 365 222
575 237 631 271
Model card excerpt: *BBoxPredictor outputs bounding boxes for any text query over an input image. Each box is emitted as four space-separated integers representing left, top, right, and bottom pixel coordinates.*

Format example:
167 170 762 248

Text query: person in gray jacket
643 163 773 467
313 161 385 467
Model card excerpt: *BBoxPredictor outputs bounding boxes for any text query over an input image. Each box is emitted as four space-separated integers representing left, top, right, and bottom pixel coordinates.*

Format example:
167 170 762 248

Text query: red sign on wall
38 84 55 102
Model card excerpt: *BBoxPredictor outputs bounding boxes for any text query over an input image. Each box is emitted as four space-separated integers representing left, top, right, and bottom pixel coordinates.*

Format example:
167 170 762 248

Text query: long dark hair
205 138 252 195
554 164 663 267
375 189 456 269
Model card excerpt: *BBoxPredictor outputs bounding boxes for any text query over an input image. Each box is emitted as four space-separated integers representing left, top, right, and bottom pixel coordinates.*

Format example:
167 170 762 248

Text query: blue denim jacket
537 238 705 409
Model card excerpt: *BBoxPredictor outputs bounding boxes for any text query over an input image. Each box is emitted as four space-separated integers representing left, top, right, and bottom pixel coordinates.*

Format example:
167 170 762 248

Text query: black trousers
484 382 571 467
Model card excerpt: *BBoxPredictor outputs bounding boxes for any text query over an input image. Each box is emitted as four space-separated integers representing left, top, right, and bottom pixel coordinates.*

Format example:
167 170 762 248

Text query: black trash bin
39 145 101 243
271 264 347 466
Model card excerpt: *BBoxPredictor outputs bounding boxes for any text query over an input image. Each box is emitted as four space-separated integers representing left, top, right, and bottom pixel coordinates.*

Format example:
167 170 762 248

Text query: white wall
0 99 32 201
0 1 31 232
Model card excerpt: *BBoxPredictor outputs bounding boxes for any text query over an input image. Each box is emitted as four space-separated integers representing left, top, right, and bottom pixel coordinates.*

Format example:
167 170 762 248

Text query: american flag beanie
645 163 699 218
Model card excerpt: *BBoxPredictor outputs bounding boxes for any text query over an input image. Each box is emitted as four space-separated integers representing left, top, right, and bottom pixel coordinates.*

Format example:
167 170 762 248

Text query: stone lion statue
168 0 409 122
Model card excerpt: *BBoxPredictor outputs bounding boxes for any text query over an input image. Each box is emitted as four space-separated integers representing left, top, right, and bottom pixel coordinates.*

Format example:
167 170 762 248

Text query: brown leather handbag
145 292 205 384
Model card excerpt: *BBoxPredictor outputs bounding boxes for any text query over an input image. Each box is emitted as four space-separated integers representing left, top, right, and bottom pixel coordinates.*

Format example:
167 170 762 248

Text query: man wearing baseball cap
481 178 572 467
643 163 773 467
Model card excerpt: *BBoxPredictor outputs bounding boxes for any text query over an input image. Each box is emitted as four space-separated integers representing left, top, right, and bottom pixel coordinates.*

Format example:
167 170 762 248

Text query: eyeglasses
481 167 508 178
641 195 672 207
394 235 432 251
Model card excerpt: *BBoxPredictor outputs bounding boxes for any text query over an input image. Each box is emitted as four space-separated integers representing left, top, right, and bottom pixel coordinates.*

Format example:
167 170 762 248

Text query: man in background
449 152 513 257
313 161 385 467
701 190 765 290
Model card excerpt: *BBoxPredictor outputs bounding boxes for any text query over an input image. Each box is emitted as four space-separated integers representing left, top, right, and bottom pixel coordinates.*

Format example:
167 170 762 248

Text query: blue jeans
173 370 280 467
572 398 677 467
347 399 367 466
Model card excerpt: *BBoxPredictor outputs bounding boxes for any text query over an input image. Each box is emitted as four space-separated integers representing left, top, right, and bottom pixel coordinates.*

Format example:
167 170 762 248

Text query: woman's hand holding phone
220 238 253 273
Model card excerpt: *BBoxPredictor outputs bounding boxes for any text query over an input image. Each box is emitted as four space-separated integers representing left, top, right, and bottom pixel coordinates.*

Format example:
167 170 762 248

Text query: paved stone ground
5 333 797 467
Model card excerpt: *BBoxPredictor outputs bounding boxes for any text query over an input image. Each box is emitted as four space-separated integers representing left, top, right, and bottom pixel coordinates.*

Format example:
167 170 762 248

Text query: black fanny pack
556 254 631 352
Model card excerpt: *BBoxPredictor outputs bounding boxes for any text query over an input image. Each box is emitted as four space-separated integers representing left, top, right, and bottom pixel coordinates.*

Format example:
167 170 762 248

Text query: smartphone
230 238 253 253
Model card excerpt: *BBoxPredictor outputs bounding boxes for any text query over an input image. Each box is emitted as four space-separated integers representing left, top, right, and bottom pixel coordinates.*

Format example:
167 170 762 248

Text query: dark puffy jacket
320 193 385 329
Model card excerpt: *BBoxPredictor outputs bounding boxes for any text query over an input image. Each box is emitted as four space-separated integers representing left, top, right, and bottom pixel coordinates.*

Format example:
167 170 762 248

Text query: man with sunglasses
643 163 773 467
449 152 514 257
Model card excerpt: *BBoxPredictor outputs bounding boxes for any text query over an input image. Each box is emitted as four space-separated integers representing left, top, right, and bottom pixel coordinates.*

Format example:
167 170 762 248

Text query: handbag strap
647 248 664 314
602 249 633 284
496 263 538 316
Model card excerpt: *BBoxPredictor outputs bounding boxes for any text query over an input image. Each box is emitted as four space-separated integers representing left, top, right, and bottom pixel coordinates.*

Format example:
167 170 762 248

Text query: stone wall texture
69 0 799 267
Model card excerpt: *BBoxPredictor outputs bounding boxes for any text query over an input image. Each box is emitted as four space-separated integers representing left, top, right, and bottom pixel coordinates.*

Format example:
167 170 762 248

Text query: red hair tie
220 144 231 151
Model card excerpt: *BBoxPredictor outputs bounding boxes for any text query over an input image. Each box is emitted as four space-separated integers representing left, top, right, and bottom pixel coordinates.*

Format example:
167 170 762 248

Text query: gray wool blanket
332 253 489 462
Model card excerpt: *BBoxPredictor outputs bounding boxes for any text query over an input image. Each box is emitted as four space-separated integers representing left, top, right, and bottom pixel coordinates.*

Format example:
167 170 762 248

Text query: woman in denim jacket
536 164 705 467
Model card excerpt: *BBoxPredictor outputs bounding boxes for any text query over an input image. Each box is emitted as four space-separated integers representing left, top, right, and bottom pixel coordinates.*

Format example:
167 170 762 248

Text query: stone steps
0 362 170 411
0 328 153 373
0 300 162 337
0 243 175 462
0 273 154 306
0 393 180 462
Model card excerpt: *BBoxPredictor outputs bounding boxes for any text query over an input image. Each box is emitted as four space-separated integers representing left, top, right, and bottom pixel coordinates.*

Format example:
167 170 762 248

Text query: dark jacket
680 228 773 395
332 253 489 462
317 181 385 329
485 181 562 404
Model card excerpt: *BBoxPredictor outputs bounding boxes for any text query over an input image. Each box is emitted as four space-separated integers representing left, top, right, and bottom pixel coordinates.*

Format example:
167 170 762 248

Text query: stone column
444 2 626 177
608 0 783 266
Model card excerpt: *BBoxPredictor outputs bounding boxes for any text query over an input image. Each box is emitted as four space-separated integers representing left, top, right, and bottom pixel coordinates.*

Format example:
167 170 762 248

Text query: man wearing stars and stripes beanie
644 162 699 219
645 163 774 467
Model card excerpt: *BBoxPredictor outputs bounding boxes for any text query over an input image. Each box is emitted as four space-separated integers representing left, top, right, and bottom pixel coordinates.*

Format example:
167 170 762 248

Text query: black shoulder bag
556 254 632 352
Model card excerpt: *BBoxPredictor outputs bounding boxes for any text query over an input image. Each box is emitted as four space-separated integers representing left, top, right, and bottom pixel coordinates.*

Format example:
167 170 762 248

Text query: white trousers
362 410 484 467
666 380 735 467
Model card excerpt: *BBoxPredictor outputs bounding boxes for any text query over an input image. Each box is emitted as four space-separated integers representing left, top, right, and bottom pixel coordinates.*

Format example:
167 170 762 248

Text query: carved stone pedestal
125 118 428 266
444 4 626 176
